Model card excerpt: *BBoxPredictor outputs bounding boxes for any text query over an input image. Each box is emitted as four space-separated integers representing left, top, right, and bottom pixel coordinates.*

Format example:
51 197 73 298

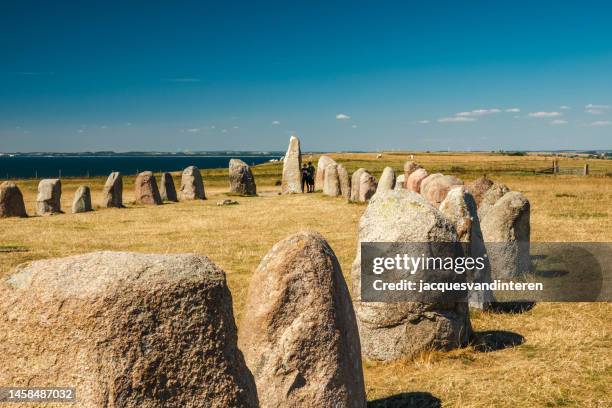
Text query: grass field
1 152 611 407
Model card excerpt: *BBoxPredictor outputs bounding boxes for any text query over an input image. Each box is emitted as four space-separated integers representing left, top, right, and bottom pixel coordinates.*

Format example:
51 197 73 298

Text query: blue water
0 155 281 179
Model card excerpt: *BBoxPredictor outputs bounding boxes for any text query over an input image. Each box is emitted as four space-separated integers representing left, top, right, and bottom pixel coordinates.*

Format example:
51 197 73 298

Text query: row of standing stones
0 159 258 217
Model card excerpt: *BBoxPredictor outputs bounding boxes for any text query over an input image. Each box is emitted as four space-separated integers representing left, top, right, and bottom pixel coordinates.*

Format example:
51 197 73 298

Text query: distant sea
0 155 282 179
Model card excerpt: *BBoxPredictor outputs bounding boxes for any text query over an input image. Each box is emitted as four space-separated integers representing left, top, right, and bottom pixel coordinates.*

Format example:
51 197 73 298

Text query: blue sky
1 0 611 152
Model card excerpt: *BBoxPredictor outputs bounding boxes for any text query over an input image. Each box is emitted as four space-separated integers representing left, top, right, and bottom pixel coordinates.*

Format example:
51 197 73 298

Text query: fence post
583 163 589 176
552 159 558 174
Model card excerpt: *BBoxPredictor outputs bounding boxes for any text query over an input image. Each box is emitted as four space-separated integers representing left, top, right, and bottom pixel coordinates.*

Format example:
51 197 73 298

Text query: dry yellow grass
1 152 611 407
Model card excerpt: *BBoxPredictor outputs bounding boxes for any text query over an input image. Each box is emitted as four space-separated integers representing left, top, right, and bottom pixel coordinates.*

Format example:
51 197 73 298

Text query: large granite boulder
421 175 463 207
72 186 92 213
358 172 377 202
477 182 510 220
403 161 421 183
350 168 367 201
36 179 62 215
376 167 396 193
159 172 178 202
323 163 341 197
337 164 351 200
315 156 337 191
229 159 257 196
407 168 429 192
394 174 406 190
351 190 472 361
240 231 366 408
0 252 258 408
281 136 302 194
481 192 531 279
180 166 206 200
101 172 123 208
465 176 494 207
134 171 162 205
0 181 27 218
419 173 443 194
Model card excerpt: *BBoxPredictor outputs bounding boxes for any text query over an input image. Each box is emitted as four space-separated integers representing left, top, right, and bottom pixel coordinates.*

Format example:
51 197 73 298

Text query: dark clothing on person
301 166 309 192
306 164 315 192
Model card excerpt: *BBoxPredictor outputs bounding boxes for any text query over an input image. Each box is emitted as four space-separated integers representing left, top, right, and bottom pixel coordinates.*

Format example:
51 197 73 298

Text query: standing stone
350 168 367 201
134 171 162 205
421 175 464 207
358 172 378 202
406 168 429 192
0 182 27 218
351 191 471 361
281 135 302 194
229 159 257 196
403 161 421 184
180 166 206 200
465 176 494 207
315 155 337 191
239 231 366 408
101 172 123 208
394 174 406 190
0 252 258 408
376 167 396 193
477 182 510 220
36 179 62 215
439 187 492 309
419 173 443 194
159 172 178 202
323 163 341 197
481 192 531 279
337 164 351 200
71 186 92 214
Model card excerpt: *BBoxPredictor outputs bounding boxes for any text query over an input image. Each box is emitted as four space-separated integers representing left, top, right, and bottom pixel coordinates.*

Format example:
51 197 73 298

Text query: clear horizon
1 1 611 152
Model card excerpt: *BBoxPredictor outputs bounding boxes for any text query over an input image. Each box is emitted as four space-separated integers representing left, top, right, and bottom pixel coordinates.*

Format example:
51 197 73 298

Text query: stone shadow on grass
489 300 535 314
368 392 441 408
472 330 525 353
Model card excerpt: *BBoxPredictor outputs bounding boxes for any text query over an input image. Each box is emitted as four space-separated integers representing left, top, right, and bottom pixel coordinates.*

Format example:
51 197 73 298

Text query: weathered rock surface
481 192 531 279
407 168 429 192
217 199 239 206
159 172 178 202
0 181 27 218
376 167 396 193
281 136 302 194
337 164 351 200
36 179 62 215
421 175 464 207
439 187 492 309
240 231 366 408
465 176 495 207
394 174 406 190
315 156 337 191
134 171 162 205
72 186 92 213
477 182 510 220
0 252 258 408
351 190 472 361
350 168 367 201
323 163 341 197
403 161 421 183
229 159 257 196
180 166 206 200
358 172 377 202
101 172 123 208
419 173 443 194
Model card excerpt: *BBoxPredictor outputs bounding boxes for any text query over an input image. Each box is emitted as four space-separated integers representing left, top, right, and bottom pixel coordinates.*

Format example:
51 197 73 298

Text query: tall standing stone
239 231 366 408
421 175 464 207
315 155 337 191
440 187 492 309
351 190 471 361
419 173 443 194
350 168 367 201
407 168 429 192
403 161 421 185
101 172 123 208
180 166 206 200
323 163 341 197
0 252 258 407
36 179 62 215
281 135 302 194
465 176 494 207
229 159 257 196
477 182 510 220
358 172 377 202
159 172 178 202
134 171 162 205
337 164 351 200
72 186 92 214
0 182 27 218
376 166 396 193
481 192 531 279
394 174 406 190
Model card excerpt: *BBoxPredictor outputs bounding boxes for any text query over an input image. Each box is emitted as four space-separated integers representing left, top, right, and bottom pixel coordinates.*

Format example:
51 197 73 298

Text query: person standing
307 161 316 192
301 163 309 192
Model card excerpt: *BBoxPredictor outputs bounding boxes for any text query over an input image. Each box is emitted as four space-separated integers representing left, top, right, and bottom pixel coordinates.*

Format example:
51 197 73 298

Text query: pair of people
301 162 315 193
